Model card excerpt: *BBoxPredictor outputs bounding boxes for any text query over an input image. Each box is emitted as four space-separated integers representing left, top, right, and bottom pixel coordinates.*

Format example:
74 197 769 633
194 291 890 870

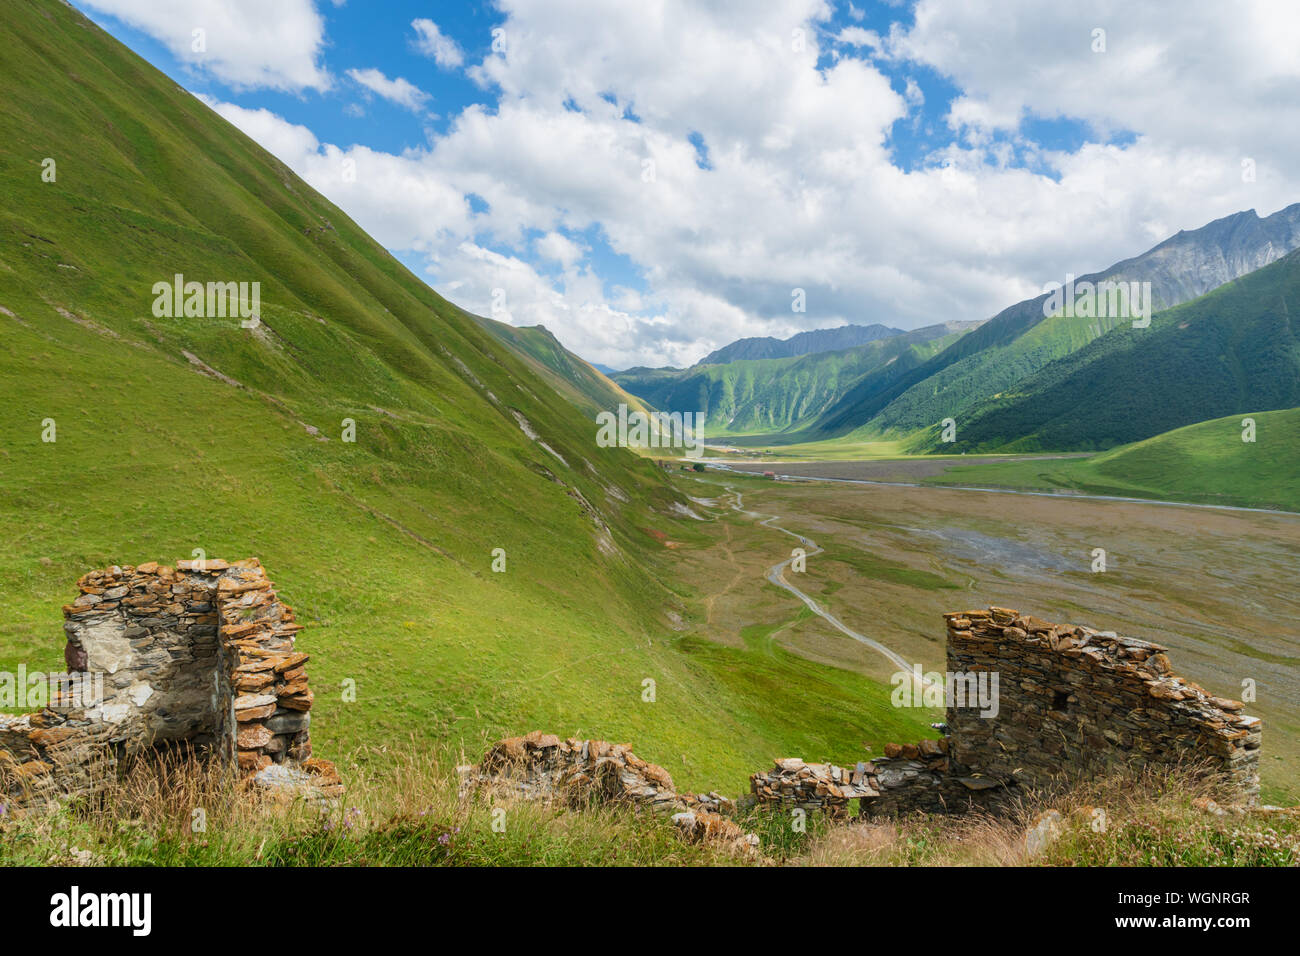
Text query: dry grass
1 751 1294 867
0 742 739 866
790 765 1298 867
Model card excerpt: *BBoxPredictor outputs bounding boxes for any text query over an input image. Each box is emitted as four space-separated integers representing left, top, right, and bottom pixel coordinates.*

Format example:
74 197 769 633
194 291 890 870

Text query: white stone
100 701 131 723
74 619 133 673
128 682 153 706
1023 809 1063 858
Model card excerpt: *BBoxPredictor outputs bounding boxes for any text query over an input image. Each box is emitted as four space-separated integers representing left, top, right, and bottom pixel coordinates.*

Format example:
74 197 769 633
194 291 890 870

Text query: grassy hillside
476 318 653 421
614 322 974 437
823 296 1131 444
948 250 1300 452
925 408 1300 513
0 0 930 791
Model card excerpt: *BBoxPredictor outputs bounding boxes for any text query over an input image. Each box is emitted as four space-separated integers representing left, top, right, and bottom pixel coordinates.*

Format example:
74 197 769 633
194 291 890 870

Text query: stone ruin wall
459 730 760 854
0 559 317 805
943 606 1260 798
750 606 1262 818
456 606 1263 834
4 580 1262 822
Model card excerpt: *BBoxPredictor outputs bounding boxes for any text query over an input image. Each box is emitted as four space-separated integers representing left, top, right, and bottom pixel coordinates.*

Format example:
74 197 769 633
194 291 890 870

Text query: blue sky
77 2 496 153
70 1 1300 368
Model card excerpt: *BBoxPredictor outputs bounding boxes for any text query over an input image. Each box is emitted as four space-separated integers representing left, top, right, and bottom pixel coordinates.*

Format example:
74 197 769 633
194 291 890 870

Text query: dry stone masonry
460 731 683 810
942 606 1260 800
461 608 1263 847
859 737 1010 816
0 559 335 807
459 730 759 853
749 757 881 817
753 607 1262 818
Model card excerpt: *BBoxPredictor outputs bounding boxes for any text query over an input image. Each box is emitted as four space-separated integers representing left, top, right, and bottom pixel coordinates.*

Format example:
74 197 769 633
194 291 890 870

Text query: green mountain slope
951 249 1300 451
614 322 976 436
0 0 929 788
812 205 1300 444
476 318 653 421
926 407 1300 513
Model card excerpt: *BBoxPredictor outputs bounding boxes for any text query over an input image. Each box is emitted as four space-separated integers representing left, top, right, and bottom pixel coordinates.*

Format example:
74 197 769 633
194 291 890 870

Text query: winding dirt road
725 487 930 687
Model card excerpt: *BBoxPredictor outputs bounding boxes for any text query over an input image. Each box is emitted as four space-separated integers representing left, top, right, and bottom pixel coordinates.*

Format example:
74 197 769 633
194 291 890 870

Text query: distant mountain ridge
613 321 979 435
696 323 904 366
474 319 653 420
806 203 1300 442
1122 205 1300 306
948 247 1300 452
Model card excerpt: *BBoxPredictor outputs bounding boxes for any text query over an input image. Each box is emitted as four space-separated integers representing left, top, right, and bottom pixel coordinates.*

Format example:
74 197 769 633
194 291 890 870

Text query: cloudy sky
75 0 1300 369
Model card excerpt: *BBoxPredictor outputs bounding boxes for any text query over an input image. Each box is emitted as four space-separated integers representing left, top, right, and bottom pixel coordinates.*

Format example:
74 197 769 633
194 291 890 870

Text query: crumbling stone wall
459 730 735 814
749 742 1013 818
0 558 316 805
459 730 759 853
0 709 115 805
460 731 683 810
464 606 1263 850
862 741 1014 816
943 607 1260 800
749 757 878 816
752 607 1262 819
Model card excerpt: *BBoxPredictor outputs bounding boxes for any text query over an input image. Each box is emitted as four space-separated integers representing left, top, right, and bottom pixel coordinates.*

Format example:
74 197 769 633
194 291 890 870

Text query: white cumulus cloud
78 0 331 91
411 18 465 69
184 0 1300 370
345 68 431 113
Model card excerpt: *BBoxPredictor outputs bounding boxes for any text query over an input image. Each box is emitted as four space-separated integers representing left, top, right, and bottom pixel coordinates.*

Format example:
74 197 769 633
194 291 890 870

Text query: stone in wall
749 758 878 817
0 708 116 806
210 561 315 772
860 741 1013 817
460 730 683 810
750 745 1013 818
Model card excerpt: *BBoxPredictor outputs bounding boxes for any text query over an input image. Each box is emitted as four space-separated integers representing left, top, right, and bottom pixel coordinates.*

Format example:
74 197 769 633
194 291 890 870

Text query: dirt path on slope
703 521 749 629
725 486 930 688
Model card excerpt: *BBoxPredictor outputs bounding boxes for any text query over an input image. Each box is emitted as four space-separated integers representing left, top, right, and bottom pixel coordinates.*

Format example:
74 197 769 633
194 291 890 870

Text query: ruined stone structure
0 559 322 805
459 730 759 853
748 738 1005 817
460 730 733 813
461 731 684 810
942 606 1260 798
460 606 1262 846
751 607 1262 817
749 757 881 817
450 607 1264 856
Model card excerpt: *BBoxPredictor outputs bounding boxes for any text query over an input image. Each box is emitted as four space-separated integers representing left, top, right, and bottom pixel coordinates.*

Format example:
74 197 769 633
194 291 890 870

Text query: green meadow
924 408 1300 513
